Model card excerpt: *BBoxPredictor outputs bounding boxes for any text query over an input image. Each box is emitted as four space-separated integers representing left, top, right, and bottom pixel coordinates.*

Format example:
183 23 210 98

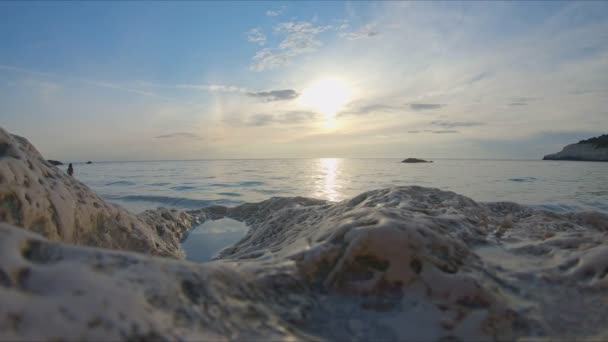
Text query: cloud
250 21 331 71
249 114 274 126
356 104 398 114
0 63 175 100
431 130 460 134
266 8 284 17
247 89 299 102
246 28 266 46
170 84 247 93
205 84 247 93
155 132 203 140
134 81 248 94
340 23 380 40
408 130 421 134
408 103 445 111
468 72 491 84
248 111 316 126
338 103 403 117
430 120 486 128
508 96 539 106
20 79 62 99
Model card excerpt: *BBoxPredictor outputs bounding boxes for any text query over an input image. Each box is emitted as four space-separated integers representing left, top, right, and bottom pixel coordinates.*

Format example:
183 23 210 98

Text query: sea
63 158 608 262
66 158 608 214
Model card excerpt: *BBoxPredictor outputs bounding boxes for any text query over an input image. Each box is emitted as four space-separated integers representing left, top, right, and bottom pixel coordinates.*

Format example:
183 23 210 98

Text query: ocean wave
209 183 232 188
103 194 242 208
238 181 265 186
508 177 537 182
171 185 197 191
217 192 242 197
253 189 282 195
209 181 266 188
105 180 136 186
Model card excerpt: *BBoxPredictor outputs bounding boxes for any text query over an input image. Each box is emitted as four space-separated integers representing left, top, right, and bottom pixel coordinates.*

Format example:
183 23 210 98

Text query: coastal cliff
543 134 608 161
2 126 608 340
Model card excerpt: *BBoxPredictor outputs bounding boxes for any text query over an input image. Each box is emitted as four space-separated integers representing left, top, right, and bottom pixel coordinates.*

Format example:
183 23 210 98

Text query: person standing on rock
67 163 74 176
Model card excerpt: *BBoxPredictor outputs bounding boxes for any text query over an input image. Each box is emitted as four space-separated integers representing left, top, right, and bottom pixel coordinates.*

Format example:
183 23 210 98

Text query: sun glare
300 78 352 126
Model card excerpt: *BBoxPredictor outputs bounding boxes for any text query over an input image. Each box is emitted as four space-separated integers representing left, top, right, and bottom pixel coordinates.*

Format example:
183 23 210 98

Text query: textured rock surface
3 185 608 340
543 135 608 161
0 128 192 258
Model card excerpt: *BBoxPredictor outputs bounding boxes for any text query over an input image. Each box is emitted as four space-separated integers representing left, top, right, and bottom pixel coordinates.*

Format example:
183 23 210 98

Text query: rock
0 127 192 258
2 186 608 340
86 161 92 164
402 158 432 163
47 160 63 166
543 134 608 161
0 223 294 341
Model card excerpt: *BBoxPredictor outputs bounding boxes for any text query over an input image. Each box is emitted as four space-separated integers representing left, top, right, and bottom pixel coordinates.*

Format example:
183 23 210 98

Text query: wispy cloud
339 103 400 116
247 89 299 102
248 111 316 126
508 96 539 106
430 120 485 128
135 81 247 93
0 63 172 100
246 28 266 46
20 78 62 99
155 132 203 140
176 84 247 93
250 21 331 71
408 103 445 111
340 23 380 40
0 64 54 77
266 7 284 17
431 130 460 134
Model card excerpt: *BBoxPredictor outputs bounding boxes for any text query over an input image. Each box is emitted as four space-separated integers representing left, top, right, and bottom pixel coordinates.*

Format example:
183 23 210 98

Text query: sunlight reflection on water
69 159 608 214
315 158 341 202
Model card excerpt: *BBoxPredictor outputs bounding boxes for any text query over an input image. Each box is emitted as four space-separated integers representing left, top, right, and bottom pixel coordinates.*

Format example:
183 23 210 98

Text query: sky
0 1 607 161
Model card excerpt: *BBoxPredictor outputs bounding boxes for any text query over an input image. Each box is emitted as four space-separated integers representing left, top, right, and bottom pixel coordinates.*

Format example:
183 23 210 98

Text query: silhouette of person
67 163 74 176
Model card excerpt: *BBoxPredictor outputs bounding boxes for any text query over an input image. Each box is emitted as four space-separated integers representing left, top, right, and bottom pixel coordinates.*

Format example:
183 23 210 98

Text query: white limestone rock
0 223 302 341
2 185 608 340
0 127 192 258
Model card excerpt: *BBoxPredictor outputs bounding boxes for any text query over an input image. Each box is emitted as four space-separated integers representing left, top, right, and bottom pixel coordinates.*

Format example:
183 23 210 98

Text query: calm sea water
65 159 608 214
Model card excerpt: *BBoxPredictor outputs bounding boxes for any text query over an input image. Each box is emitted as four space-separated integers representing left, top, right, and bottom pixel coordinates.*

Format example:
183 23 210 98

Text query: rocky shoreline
2 127 608 341
543 134 608 161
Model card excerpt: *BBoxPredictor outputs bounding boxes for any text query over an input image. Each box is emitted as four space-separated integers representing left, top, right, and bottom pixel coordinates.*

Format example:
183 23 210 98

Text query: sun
299 78 352 124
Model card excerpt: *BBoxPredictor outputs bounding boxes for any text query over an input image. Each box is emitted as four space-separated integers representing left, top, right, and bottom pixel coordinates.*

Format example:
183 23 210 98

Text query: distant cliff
543 134 608 161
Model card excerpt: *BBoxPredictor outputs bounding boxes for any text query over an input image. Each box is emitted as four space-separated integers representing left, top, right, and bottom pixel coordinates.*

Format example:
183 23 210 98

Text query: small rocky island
402 158 433 163
543 134 608 161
